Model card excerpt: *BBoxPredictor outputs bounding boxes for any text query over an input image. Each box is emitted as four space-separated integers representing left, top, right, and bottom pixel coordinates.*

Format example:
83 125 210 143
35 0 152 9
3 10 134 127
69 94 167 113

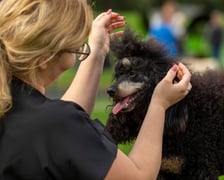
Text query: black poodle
106 28 224 180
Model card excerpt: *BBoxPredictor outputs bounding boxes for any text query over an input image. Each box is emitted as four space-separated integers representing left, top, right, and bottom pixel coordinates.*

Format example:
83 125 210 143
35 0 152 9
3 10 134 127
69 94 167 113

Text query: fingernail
106 9 112 14
172 64 177 71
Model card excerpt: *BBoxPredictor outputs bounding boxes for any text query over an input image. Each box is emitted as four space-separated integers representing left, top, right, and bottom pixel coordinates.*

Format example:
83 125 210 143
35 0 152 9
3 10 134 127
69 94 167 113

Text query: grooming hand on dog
151 63 191 109
106 62 191 180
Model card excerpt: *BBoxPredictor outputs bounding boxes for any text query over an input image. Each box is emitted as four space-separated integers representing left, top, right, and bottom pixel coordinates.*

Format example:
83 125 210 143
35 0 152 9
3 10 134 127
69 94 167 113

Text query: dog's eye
129 71 135 77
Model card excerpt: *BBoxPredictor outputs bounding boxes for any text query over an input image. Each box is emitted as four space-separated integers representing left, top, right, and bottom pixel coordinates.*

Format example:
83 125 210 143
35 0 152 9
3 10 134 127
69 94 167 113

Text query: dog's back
161 70 224 179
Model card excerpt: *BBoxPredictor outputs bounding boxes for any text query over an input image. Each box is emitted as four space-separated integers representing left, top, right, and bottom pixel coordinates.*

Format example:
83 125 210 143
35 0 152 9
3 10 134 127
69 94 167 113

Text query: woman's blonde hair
0 0 93 117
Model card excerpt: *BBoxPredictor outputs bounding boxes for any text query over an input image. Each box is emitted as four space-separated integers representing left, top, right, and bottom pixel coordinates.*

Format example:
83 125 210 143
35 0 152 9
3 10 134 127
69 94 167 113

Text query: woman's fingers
110 14 125 22
94 10 122 24
174 63 192 95
186 83 192 92
166 63 192 95
94 9 113 20
107 21 126 33
93 10 125 34
177 63 191 84
110 31 124 40
165 64 179 82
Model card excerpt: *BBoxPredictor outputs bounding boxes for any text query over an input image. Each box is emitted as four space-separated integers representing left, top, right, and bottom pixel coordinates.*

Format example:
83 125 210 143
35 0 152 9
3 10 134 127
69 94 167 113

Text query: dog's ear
165 101 189 136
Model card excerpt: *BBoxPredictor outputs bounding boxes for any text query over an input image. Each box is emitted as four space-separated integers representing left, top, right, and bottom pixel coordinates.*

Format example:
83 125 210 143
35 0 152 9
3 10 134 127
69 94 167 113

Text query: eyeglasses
75 42 91 61
58 42 91 61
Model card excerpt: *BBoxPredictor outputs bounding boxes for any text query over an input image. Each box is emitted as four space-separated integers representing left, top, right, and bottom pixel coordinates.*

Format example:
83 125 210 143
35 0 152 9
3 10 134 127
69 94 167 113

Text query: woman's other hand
151 62 192 109
88 9 126 58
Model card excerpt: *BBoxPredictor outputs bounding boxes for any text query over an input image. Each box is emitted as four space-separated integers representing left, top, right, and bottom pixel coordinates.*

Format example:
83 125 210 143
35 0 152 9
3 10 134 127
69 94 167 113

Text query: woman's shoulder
42 98 86 116
36 98 89 127
9 89 89 133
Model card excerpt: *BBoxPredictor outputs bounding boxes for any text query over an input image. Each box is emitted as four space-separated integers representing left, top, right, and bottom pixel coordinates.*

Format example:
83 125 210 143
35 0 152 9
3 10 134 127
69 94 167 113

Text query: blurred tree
92 0 152 11
92 0 223 12
92 0 224 33
92 0 223 58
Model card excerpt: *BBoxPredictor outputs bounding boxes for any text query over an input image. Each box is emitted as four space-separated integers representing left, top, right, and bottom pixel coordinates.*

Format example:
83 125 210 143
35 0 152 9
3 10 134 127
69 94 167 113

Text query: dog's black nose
107 86 116 97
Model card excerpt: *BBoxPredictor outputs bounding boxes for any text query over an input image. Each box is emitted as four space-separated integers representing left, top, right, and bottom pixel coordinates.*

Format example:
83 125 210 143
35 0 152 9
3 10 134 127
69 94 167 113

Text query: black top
0 78 117 180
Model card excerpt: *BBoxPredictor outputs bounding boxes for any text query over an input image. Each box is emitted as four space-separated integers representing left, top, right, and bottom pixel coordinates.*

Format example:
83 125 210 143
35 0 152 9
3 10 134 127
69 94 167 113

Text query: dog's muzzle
107 81 144 115
107 85 117 97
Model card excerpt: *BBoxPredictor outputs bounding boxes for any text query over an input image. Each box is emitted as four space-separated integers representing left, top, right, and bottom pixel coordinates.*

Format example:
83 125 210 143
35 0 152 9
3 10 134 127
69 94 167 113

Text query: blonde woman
0 0 191 179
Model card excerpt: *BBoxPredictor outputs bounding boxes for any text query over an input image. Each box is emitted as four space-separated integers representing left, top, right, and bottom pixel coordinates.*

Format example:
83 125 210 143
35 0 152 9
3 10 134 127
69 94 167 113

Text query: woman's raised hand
88 9 126 58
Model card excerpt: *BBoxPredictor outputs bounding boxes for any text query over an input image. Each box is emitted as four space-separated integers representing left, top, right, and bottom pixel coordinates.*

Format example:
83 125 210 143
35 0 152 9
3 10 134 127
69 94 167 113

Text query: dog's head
106 28 187 144
108 28 177 114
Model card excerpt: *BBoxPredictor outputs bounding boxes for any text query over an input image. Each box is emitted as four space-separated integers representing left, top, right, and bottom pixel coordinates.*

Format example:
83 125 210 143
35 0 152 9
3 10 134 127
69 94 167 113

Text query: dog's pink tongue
112 97 130 115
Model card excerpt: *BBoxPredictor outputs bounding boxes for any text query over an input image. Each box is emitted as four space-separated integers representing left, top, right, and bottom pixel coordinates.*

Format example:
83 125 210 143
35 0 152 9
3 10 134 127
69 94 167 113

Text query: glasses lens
76 43 90 61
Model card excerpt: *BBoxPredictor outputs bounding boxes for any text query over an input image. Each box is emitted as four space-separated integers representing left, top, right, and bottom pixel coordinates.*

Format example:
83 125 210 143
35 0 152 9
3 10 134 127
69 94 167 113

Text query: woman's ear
37 53 51 70
36 56 48 70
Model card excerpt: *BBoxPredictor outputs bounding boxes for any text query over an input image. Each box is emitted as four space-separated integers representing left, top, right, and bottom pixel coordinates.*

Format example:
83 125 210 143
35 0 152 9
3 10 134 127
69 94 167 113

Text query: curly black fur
106 28 224 179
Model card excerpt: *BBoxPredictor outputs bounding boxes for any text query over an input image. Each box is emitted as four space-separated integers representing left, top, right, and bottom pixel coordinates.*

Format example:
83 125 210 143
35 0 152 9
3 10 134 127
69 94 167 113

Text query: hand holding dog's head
108 27 181 113
151 63 192 109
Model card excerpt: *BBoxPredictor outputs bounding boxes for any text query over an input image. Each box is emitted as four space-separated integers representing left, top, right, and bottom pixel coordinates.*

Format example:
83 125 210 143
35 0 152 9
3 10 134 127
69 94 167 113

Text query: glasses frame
59 42 91 61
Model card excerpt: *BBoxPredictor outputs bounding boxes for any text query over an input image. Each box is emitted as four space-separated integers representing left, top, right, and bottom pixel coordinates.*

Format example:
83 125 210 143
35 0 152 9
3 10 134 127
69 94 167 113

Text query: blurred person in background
149 0 186 56
207 10 223 64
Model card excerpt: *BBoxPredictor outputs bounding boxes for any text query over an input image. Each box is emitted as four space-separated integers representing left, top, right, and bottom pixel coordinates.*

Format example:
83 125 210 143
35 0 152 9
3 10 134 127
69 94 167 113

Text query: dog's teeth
125 102 129 107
